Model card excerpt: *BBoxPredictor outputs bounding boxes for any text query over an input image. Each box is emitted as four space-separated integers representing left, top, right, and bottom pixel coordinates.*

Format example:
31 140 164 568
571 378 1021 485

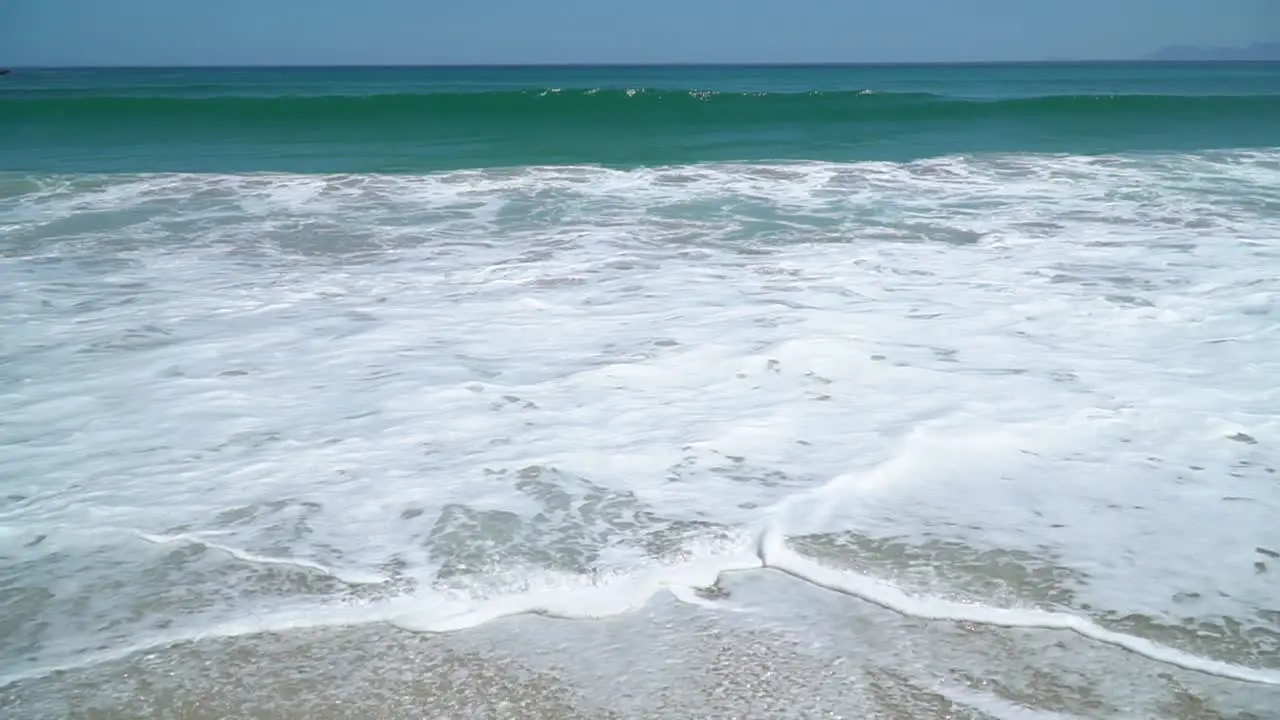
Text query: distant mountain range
1146 42 1280 61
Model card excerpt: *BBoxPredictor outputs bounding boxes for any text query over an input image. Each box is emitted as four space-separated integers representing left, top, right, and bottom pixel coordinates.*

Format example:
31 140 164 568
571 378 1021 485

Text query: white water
2 151 1279 696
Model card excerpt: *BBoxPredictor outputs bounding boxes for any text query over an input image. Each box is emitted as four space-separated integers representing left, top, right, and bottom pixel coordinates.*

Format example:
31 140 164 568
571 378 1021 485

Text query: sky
2 0 1277 67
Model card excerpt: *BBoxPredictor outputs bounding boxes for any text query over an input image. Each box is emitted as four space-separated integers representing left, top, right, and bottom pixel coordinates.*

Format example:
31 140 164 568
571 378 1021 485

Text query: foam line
391 553 763 633
1 546 762 686
0 603 393 690
756 527 1280 687
134 531 388 586
9 531 1276 690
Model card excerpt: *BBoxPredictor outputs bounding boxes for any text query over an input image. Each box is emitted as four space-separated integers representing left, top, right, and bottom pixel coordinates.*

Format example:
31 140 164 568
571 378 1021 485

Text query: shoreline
3 570 1275 719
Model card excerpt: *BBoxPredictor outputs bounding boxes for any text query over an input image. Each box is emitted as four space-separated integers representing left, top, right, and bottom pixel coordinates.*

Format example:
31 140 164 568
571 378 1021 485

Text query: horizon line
7 58 1280 71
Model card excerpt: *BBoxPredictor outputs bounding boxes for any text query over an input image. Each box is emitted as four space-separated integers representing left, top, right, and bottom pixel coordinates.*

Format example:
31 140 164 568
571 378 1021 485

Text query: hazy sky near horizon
3 0 1277 66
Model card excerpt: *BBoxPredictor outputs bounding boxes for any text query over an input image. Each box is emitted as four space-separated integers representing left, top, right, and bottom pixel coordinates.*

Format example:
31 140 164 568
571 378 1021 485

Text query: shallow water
2 150 1280 716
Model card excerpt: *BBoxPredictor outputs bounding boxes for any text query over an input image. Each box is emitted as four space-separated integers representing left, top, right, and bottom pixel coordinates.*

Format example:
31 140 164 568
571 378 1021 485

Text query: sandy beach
5 568 1275 719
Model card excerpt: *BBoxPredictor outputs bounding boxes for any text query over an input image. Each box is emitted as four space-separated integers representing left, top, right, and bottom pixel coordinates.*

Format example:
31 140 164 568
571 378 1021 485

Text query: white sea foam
2 150 1279 688
759 528 1280 686
391 540 763 633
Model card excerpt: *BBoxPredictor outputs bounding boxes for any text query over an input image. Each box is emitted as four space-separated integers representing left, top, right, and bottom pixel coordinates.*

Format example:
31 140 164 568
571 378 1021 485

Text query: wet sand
3 570 1274 719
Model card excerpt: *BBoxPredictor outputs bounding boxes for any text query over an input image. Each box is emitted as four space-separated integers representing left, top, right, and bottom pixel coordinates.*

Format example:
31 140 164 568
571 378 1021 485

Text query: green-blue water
3 63 1279 172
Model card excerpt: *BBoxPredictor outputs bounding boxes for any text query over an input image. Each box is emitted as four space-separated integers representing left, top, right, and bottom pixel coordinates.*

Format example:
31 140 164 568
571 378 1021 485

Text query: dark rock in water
0 69 10 76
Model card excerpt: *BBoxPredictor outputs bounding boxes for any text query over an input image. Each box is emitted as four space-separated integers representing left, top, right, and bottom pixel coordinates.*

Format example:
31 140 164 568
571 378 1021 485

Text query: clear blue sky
2 0 1276 66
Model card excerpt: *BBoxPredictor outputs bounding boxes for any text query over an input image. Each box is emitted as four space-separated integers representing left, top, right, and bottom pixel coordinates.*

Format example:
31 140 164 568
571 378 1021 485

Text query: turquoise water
3 64 1280 716
3 63 1280 172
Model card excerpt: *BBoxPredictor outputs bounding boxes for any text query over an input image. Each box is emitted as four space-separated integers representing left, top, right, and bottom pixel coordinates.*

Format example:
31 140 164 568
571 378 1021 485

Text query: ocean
2 63 1280 718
